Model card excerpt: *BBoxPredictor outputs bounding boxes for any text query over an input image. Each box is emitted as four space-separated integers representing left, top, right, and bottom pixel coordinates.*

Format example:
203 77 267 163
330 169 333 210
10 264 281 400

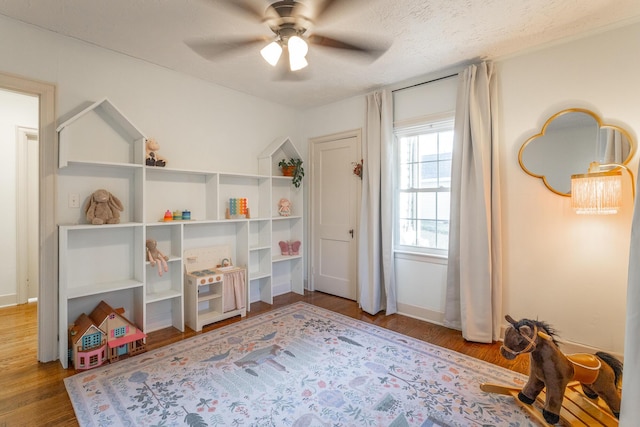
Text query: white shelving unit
57 99 304 368
259 137 305 300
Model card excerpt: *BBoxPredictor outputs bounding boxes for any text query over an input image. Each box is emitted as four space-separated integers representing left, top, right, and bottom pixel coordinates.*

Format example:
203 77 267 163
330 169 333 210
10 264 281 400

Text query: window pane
436 220 449 250
399 219 417 246
417 192 436 219
440 130 453 153
439 160 451 188
398 192 415 219
437 192 450 219
418 161 438 188
418 133 438 157
418 220 436 247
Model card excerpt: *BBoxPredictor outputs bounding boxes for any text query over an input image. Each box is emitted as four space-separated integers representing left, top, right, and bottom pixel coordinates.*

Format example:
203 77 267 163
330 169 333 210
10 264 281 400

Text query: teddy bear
146 239 169 276
145 138 167 167
85 189 124 225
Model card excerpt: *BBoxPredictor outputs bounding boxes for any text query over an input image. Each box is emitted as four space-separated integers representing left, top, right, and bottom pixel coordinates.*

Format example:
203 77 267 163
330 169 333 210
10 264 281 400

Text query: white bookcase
56 99 304 368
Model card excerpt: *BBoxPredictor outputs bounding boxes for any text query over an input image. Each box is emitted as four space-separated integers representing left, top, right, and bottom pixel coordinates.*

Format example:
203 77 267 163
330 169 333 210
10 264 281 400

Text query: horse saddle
567 353 601 384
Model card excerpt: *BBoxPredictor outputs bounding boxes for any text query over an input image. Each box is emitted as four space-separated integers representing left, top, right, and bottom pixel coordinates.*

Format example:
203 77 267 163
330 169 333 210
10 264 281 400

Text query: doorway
0 90 38 306
0 72 57 363
310 130 362 300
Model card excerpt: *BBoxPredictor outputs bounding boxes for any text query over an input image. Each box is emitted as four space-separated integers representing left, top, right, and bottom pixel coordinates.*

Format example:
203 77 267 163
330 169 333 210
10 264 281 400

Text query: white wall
0 89 38 306
499 23 640 355
0 15 300 176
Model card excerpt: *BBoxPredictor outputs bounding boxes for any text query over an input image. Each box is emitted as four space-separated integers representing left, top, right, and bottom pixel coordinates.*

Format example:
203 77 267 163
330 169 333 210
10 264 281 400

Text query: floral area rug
65 302 536 426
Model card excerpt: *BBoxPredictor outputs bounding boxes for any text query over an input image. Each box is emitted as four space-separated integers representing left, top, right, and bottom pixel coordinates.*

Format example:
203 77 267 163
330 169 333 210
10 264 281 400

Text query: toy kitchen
183 246 247 332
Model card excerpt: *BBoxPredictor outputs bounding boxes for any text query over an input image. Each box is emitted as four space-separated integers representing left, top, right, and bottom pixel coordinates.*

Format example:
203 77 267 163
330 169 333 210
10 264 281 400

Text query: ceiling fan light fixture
288 35 308 71
289 54 308 71
260 41 283 66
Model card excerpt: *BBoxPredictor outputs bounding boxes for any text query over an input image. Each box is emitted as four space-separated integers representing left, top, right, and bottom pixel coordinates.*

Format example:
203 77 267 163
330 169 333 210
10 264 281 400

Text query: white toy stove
186 268 223 286
183 246 246 332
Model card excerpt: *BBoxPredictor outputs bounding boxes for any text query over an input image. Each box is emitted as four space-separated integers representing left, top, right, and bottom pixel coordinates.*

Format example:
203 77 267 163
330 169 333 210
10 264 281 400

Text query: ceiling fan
188 0 389 74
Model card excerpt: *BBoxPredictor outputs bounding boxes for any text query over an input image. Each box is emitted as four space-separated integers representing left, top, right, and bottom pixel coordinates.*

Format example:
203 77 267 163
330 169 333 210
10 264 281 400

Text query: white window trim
394 112 455 257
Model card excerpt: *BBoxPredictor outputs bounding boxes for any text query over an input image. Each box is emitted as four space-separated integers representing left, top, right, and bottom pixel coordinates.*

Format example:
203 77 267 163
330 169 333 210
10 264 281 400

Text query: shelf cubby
218 173 270 220
145 260 182 303
145 223 183 260
145 167 218 222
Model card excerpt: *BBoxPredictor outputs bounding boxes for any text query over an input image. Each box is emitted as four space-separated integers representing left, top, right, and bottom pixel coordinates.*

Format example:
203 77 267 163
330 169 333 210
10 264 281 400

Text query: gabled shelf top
56 98 146 141
258 136 302 176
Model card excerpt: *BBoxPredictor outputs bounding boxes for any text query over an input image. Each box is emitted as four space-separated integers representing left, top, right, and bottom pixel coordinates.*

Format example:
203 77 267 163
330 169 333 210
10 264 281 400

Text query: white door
311 130 361 300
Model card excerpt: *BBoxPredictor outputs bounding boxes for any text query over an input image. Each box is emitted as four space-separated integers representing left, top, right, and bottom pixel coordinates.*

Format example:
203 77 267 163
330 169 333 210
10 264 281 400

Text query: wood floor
0 291 529 426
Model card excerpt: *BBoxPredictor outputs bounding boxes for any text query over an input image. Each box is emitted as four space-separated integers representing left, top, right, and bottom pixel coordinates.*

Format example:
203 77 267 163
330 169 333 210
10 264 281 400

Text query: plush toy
146 239 169 276
278 198 291 216
85 189 124 225
145 138 166 167
499 315 623 424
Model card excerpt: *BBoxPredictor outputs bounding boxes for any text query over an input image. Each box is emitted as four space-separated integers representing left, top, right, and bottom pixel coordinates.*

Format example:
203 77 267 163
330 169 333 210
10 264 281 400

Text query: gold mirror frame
518 108 636 196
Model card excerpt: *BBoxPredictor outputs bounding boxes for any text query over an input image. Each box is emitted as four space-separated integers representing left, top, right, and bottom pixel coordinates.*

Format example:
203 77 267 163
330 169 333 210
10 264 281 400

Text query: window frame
394 115 455 257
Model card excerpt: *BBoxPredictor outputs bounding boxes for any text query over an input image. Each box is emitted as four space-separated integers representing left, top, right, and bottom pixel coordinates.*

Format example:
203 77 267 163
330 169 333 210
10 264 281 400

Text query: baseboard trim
396 302 445 326
0 293 17 308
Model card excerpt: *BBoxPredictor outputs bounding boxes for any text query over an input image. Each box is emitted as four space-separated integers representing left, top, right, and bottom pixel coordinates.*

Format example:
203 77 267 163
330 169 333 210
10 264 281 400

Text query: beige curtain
600 128 630 164
358 89 397 315
223 270 246 312
444 62 503 342
621 170 640 423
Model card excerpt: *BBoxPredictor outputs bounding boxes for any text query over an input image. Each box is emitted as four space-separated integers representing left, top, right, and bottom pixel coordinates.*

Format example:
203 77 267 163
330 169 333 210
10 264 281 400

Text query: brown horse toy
500 315 623 424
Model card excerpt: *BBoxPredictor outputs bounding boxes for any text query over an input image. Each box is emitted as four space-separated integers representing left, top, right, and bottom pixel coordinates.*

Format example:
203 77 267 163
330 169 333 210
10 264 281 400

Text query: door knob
349 229 354 238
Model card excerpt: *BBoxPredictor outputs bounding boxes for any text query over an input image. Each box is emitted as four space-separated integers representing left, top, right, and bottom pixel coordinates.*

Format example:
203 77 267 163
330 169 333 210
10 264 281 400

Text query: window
89 354 99 366
114 326 126 338
395 118 454 255
82 332 102 350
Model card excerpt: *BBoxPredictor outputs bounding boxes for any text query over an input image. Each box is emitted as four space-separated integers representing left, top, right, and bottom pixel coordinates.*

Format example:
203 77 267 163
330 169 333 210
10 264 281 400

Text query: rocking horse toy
481 315 623 426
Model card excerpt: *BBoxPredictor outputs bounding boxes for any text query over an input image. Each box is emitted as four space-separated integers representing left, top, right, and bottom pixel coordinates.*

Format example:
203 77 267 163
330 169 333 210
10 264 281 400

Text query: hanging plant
278 158 304 188
352 159 363 179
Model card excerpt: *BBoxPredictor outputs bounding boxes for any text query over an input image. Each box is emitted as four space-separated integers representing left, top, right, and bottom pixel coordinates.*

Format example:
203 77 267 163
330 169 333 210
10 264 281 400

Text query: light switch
68 193 80 208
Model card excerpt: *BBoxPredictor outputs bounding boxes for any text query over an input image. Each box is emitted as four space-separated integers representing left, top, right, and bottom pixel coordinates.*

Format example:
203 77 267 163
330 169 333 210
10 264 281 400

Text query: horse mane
596 351 624 387
512 318 560 346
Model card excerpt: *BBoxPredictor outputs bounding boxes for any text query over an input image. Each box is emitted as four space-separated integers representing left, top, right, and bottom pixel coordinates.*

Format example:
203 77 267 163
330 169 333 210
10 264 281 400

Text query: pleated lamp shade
571 170 622 215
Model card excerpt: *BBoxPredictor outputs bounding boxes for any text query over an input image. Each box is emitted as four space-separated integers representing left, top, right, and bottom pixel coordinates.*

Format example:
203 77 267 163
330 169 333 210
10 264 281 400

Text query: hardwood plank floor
0 291 529 426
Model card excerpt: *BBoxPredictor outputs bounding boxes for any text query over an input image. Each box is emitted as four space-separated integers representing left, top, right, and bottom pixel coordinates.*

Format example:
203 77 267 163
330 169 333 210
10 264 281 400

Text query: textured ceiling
1 0 640 108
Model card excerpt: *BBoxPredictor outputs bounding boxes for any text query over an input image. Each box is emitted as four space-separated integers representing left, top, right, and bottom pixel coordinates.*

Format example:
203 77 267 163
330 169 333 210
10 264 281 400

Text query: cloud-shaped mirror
518 108 636 196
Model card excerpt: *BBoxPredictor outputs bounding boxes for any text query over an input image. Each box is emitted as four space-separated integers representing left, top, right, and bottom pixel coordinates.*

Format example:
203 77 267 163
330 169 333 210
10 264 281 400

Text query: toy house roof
56 97 146 141
69 313 105 345
89 300 132 328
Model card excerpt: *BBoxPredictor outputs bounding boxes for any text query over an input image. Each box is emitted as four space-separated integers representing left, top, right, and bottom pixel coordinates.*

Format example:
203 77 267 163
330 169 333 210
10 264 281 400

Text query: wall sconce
571 162 636 214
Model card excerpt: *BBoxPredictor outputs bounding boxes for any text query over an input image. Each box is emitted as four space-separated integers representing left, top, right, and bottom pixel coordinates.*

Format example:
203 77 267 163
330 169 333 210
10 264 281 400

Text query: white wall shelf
57 101 304 368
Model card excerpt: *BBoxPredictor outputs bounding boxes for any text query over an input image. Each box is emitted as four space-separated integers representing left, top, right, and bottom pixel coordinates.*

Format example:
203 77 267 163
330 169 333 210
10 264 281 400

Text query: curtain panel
359 90 397 315
444 62 503 343
621 169 640 423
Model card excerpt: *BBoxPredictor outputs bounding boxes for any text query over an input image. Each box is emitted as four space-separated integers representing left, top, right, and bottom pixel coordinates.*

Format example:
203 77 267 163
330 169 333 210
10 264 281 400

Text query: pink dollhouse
68 300 146 370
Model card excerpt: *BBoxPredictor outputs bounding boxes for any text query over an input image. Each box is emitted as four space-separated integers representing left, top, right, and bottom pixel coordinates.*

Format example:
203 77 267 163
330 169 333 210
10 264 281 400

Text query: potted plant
278 158 304 188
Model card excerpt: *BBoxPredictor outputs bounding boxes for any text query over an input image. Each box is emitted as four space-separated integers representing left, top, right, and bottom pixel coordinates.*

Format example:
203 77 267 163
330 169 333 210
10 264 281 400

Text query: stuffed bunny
146 239 169 276
85 189 124 225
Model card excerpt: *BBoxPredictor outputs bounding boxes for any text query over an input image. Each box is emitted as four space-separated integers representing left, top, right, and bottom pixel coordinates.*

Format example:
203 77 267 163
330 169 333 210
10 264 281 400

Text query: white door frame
16 127 39 304
0 71 58 362
308 129 362 294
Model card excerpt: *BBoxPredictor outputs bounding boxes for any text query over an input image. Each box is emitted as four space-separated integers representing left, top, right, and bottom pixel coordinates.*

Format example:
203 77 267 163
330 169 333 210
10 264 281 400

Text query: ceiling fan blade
216 0 279 23
307 33 390 60
186 37 268 60
311 0 368 22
